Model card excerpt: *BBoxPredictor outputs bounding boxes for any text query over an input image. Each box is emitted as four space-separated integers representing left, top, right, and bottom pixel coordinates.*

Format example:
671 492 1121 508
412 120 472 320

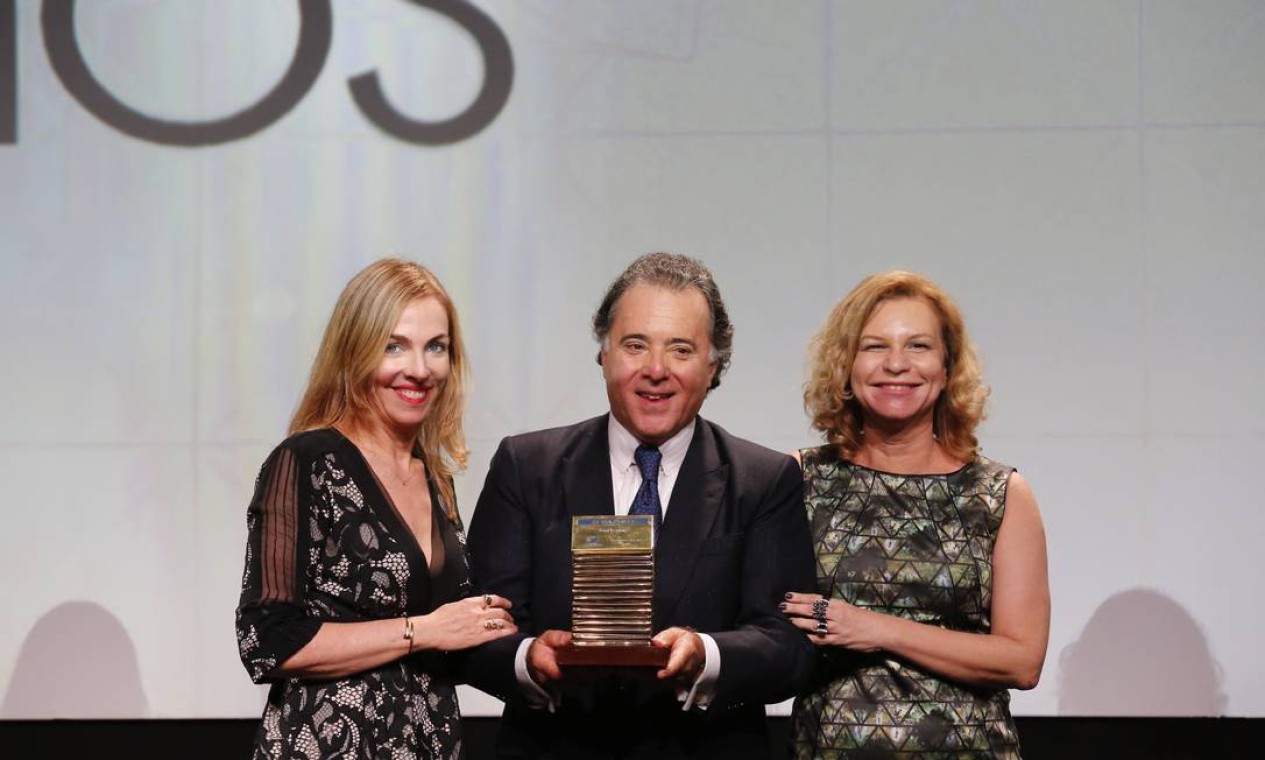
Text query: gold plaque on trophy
555 514 669 668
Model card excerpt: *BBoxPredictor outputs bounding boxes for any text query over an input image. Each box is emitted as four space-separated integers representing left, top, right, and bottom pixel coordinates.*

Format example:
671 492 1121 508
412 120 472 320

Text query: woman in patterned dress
235 258 518 759
782 271 1050 758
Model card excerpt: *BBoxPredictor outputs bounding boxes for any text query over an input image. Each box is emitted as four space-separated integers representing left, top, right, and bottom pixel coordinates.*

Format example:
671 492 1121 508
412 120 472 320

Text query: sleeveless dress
791 445 1023 759
236 428 470 759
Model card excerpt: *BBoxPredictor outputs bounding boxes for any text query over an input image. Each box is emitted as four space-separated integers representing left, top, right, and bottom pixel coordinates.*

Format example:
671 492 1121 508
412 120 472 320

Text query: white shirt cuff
513 637 557 712
679 633 720 710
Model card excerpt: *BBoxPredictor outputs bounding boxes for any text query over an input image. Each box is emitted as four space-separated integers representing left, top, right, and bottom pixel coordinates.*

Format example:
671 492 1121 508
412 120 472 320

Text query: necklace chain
372 453 418 485
351 436 420 486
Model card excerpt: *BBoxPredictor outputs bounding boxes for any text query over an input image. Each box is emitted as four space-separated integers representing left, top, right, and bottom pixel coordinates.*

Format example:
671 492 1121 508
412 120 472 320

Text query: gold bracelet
402 615 415 653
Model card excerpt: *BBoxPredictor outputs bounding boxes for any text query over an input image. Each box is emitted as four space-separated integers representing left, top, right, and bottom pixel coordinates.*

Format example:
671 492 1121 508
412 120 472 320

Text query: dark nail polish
784 592 793 600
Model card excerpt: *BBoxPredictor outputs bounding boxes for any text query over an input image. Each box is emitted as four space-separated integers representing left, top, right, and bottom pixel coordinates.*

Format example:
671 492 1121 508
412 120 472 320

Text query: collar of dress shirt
608 416 695 510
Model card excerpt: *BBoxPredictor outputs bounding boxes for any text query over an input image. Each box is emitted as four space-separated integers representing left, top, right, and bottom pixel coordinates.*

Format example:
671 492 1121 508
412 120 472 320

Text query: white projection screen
1 0 1262 721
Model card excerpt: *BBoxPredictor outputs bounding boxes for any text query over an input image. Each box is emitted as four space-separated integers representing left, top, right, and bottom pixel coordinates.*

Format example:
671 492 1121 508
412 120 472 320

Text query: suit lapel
654 418 728 627
562 415 616 517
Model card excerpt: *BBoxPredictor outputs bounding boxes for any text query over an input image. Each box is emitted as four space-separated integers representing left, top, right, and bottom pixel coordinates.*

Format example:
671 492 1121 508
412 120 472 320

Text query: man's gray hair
592 252 733 391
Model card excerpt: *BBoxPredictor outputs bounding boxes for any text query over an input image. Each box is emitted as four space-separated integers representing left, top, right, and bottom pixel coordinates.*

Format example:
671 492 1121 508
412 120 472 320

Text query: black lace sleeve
234 442 322 684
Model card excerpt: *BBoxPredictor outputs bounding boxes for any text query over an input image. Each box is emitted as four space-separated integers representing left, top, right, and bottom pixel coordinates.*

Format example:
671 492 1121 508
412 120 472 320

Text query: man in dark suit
464 252 815 759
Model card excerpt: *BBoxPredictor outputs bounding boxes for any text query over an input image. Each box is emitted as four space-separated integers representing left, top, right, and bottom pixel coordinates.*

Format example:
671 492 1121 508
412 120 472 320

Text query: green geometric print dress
791 445 1023 759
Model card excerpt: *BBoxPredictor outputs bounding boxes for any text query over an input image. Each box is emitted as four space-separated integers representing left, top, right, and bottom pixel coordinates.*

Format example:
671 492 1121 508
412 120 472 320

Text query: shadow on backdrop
2 600 149 718
1057 588 1226 716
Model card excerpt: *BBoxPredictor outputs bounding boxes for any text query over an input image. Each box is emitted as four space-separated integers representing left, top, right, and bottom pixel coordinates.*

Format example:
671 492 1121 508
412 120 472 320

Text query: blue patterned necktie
630 444 663 534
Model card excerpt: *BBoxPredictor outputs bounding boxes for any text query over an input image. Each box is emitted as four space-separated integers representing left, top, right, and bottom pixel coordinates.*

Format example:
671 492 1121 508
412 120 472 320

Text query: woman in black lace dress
783 271 1050 758
235 258 518 759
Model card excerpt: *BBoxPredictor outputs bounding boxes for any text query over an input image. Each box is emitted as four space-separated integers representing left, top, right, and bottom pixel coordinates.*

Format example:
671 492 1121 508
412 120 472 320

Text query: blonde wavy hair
289 258 469 518
804 270 989 463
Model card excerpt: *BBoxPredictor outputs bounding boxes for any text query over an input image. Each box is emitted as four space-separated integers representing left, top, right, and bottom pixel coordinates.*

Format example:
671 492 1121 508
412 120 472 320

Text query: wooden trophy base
555 643 670 669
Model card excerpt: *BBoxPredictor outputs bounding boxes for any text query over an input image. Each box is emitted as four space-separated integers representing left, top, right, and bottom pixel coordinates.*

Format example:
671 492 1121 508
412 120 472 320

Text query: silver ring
482 594 493 608
812 597 828 623
814 620 828 636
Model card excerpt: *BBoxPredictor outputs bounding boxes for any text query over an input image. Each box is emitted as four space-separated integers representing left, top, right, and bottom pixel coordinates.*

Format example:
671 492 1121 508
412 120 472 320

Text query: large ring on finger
483 619 501 631
814 620 828 637
812 597 828 622
482 593 493 608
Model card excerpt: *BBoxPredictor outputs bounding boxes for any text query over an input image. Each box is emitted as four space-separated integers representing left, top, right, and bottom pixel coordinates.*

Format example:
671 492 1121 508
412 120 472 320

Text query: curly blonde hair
804 271 989 462
289 258 469 518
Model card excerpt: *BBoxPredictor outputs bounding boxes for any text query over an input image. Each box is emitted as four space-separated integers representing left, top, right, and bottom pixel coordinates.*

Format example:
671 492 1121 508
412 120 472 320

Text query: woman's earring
841 383 854 400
